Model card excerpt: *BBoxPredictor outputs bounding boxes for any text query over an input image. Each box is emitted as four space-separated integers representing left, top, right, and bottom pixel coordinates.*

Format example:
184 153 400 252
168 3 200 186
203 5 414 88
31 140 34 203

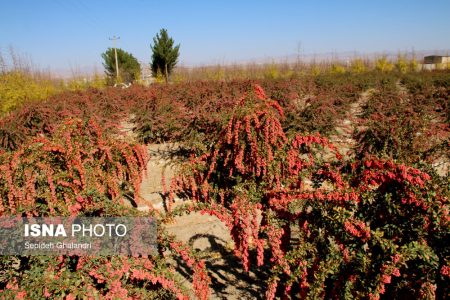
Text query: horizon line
2 47 449 79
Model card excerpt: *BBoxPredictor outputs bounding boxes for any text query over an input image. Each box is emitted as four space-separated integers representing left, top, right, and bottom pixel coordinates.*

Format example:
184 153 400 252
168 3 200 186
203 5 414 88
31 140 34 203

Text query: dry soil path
118 116 260 299
329 88 373 156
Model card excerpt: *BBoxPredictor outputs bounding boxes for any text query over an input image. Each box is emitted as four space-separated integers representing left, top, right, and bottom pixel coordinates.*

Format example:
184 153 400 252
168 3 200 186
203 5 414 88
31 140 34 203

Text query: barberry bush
0 117 210 299
0 71 448 299
355 77 449 168
169 85 449 299
0 117 148 215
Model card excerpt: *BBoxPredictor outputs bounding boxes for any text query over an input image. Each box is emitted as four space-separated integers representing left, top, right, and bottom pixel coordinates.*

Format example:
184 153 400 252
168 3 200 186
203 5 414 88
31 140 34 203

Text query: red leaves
266 278 278 300
356 157 435 211
0 117 148 216
355 85 449 165
392 268 401 277
168 82 450 299
266 223 290 274
228 196 263 272
169 241 210 300
198 87 288 182
0 75 446 299
441 265 450 278
268 190 359 212
254 84 267 100
344 219 371 242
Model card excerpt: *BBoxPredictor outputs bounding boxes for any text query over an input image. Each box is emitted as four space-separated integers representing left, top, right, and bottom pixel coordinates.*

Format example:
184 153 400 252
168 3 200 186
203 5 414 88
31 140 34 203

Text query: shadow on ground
172 233 269 300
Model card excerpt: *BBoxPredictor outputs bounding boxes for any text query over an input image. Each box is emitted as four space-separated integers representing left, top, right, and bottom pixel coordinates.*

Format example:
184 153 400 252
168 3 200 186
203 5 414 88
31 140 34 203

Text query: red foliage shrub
170 84 449 299
355 83 449 167
0 116 210 299
0 117 147 215
0 86 139 152
0 72 448 298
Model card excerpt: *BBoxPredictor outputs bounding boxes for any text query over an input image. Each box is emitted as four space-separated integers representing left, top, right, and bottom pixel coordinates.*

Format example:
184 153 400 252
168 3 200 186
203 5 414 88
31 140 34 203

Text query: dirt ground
119 118 264 299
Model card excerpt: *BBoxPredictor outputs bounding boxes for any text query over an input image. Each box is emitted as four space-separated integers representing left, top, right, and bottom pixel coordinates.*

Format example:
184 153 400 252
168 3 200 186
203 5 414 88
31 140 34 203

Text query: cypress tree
150 29 180 83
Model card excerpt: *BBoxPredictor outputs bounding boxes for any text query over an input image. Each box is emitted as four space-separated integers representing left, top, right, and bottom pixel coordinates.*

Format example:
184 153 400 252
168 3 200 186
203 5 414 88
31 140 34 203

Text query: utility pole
109 36 120 83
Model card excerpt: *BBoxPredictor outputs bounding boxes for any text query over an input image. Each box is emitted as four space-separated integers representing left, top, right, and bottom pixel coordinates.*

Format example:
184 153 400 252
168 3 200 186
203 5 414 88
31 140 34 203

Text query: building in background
422 55 450 70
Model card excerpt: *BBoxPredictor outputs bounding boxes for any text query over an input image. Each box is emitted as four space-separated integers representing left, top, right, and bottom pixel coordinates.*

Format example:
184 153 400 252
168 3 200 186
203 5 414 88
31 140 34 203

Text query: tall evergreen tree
150 29 180 83
101 48 141 85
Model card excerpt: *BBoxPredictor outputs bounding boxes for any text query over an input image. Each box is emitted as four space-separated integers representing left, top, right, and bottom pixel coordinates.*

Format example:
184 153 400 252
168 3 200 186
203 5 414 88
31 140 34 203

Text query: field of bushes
0 70 449 299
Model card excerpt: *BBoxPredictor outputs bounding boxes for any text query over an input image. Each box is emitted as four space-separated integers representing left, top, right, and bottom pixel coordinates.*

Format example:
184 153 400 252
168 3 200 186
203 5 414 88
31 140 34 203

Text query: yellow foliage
66 78 87 91
170 72 185 83
90 73 107 89
350 59 366 73
67 74 106 91
311 66 321 76
409 58 419 71
213 67 225 81
375 56 394 72
330 64 346 74
284 69 295 78
0 71 59 113
154 70 166 83
395 56 408 73
264 64 280 80
0 70 107 114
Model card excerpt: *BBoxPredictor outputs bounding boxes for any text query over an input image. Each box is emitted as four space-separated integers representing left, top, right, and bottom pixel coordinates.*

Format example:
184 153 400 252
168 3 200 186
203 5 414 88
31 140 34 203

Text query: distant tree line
101 28 180 85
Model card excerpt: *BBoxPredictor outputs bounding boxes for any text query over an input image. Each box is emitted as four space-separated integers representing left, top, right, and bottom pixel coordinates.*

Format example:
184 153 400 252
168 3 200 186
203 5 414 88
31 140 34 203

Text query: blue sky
1 0 449 74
